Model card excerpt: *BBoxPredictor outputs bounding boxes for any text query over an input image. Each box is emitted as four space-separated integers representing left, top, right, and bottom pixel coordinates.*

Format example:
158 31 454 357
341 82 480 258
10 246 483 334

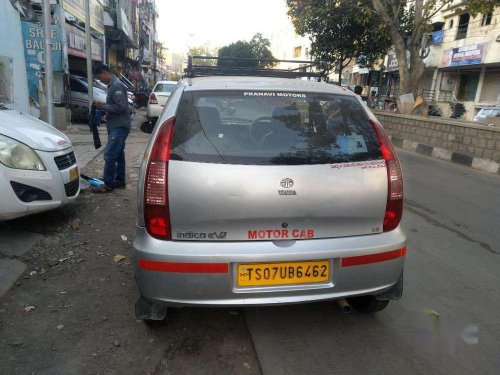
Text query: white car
473 107 500 126
146 81 177 120
0 107 80 220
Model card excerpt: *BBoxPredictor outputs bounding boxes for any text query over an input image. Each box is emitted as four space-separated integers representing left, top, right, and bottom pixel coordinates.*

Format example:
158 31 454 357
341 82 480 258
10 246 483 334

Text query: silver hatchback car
134 69 406 322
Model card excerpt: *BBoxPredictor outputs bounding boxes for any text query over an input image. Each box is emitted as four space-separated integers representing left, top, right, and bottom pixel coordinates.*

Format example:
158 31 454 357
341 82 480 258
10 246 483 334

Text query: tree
217 33 276 68
287 0 391 85
370 0 500 97
187 45 219 66
288 0 500 97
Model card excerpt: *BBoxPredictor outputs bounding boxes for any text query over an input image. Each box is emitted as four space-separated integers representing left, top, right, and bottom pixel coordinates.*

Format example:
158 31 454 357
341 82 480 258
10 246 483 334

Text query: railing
438 91 454 102
421 89 436 102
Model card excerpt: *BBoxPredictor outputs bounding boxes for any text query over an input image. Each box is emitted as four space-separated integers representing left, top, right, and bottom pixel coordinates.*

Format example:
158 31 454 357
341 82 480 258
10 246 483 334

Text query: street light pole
85 0 93 114
42 0 54 125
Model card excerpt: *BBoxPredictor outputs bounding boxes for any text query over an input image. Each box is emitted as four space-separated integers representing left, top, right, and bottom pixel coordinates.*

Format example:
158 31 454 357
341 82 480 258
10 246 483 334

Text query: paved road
2 139 500 374
245 149 500 375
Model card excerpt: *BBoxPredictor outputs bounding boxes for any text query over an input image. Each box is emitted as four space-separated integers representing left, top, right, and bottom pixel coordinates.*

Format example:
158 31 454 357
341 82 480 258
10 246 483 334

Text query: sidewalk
64 108 146 168
64 125 108 169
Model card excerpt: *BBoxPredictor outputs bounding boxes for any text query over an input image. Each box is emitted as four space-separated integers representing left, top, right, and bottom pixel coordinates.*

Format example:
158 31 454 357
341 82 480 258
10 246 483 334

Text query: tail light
144 117 176 240
371 119 403 232
149 93 158 104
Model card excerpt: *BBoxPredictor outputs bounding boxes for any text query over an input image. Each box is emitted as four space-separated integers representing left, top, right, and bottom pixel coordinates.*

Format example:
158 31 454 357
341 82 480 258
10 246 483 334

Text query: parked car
95 78 136 109
0 106 80 220
134 72 406 323
69 75 134 122
69 75 107 122
474 107 500 126
146 80 178 121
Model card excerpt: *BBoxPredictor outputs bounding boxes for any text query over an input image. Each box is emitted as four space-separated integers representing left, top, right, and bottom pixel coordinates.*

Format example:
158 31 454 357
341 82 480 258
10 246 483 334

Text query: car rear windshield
154 83 176 93
171 90 382 165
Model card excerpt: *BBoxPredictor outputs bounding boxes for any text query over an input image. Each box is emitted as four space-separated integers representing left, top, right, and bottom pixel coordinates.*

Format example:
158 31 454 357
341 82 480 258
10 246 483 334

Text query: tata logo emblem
280 178 294 189
57 139 68 145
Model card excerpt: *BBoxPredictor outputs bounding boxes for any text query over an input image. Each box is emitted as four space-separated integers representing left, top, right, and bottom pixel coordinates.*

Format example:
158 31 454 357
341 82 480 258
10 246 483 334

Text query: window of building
305 47 309 58
481 13 493 26
293 46 302 58
456 13 470 40
457 71 480 101
449 19 454 29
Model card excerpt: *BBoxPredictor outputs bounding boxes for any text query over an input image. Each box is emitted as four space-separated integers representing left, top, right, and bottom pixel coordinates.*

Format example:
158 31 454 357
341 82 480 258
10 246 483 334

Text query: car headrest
272 106 301 127
196 106 221 127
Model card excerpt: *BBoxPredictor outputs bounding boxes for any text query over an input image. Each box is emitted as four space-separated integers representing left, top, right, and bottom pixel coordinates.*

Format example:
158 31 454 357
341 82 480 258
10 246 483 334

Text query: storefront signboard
66 23 103 61
386 50 411 72
440 44 484 67
21 6 64 104
62 0 104 34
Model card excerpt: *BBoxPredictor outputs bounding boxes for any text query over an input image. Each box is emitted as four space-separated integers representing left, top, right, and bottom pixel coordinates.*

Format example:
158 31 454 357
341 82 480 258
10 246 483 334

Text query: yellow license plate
69 167 79 181
237 260 330 287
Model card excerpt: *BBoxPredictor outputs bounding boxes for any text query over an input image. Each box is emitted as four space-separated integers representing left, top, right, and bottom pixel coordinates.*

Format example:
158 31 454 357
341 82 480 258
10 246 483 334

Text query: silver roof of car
181 76 355 95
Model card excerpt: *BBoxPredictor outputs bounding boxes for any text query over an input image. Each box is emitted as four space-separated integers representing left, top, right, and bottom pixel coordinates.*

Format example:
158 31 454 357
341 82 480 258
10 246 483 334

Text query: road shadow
0 199 82 236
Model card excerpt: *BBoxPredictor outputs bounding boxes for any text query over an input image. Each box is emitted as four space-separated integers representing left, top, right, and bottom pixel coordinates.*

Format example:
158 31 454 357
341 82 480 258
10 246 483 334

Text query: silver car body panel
183 76 353 95
69 75 107 108
169 160 387 241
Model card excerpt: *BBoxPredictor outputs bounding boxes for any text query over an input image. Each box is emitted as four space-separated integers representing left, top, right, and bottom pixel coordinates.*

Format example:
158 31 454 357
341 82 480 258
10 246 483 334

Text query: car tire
346 295 390 313
143 318 168 330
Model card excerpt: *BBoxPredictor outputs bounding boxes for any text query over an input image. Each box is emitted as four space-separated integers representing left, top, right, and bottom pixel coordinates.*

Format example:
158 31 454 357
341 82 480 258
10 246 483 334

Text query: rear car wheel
346 295 390 313
143 318 168 330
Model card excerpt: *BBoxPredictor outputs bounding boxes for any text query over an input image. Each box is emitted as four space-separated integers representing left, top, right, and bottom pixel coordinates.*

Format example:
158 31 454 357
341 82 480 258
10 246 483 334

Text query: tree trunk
371 0 426 100
393 40 426 98
336 54 344 86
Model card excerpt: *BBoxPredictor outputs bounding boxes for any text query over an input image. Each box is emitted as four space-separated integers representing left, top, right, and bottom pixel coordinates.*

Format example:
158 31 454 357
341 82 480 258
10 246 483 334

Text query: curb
388 135 500 175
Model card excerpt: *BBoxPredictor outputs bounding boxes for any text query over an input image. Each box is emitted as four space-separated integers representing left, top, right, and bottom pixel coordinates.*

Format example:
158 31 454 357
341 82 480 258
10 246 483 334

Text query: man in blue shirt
93 64 131 193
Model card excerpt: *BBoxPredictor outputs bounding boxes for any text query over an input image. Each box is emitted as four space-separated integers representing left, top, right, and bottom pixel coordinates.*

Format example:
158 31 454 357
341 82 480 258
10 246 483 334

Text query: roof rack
184 56 328 80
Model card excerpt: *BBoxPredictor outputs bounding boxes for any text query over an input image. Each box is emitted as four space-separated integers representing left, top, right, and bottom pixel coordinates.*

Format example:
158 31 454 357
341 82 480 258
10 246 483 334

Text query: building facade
1 0 164 125
422 2 500 120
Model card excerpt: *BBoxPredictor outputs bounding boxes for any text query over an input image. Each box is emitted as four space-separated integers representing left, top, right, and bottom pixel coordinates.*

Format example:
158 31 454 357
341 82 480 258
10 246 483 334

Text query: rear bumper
146 104 163 119
134 227 407 307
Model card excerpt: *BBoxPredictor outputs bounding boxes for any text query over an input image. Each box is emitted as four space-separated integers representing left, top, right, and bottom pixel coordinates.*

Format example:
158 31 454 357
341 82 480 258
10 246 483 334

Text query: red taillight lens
144 117 176 240
149 93 158 104
371 119 403 232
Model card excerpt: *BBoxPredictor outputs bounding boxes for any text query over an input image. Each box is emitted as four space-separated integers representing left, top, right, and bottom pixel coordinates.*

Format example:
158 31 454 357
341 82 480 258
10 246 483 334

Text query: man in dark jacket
93 64 131 193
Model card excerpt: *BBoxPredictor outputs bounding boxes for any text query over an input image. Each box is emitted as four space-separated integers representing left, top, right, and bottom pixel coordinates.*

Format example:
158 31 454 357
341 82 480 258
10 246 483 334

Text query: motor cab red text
248 229 315 240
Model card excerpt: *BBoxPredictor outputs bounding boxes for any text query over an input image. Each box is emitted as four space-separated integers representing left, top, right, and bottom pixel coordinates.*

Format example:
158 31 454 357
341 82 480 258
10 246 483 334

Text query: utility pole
85 0 93 114
42 0 54 125
138 0 144 88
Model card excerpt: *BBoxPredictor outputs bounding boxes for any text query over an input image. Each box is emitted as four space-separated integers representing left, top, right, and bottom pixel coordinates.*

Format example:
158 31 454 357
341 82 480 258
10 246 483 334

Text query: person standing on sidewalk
93 64 131 193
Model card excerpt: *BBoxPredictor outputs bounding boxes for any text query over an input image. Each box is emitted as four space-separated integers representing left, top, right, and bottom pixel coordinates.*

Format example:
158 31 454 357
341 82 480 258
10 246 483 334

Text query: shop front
62 0 105 76
65 23 104 76
435 43 499 120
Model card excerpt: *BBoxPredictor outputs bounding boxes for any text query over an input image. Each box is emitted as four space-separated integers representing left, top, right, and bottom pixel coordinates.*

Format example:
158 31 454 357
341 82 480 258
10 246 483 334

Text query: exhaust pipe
337 298 352 314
